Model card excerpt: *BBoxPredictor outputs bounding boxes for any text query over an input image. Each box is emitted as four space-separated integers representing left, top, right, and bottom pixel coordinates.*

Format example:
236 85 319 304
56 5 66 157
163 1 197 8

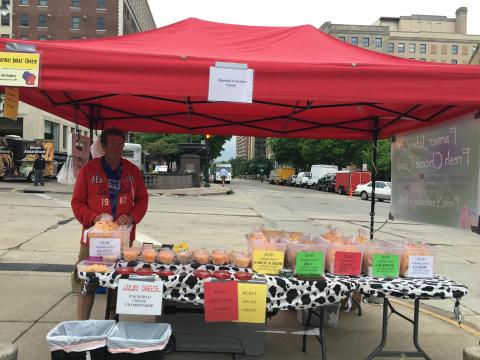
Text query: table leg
302 308 313 352
301 307 327 360
364 298 432 359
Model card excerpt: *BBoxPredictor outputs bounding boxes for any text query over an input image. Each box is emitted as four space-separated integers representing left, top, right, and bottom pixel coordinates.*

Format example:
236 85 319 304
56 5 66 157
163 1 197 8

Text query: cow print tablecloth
78 261 355 311
356 275 468 300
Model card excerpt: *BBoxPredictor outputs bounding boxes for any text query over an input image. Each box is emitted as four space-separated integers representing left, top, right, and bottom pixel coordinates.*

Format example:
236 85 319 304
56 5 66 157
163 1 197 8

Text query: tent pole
370 118 379 240
89 105 95 143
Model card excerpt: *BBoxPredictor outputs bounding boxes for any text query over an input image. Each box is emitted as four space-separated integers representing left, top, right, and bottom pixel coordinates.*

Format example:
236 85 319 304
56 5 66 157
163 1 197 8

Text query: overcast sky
148 1 480 34
147 1 480 161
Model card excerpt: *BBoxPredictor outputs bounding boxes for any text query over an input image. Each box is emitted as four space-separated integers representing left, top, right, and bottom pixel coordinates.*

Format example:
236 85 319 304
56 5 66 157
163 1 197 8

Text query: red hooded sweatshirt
71 157 148 244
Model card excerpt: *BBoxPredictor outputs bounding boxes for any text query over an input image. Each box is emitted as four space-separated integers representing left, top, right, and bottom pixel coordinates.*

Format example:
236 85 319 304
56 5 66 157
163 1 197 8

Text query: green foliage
268 137 392 180
134 133 231 161
228 156 273 177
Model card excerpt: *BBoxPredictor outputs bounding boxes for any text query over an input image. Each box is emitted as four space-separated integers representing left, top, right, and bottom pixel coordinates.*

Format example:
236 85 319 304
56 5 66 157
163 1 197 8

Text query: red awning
1 18 480 140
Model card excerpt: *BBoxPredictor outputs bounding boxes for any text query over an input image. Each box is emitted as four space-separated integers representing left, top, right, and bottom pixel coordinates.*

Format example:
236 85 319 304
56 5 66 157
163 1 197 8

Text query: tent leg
370 119 379 240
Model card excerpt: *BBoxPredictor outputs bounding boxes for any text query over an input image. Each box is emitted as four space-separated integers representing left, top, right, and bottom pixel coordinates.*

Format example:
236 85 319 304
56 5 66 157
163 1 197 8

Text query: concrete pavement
0 178 479 359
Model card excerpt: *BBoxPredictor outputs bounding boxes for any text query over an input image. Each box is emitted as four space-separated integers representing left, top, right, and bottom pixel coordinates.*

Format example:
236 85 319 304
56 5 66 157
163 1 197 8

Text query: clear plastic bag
106 322 172 354
90 137 105 159
56 157 77 185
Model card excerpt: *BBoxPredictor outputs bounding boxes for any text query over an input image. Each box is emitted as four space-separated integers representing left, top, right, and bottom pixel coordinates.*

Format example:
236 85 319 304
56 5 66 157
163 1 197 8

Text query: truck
273 167 295 185
306 164 338 188
0 136 56 182
123 142 142 169
214 163 232 183
335 170 371 195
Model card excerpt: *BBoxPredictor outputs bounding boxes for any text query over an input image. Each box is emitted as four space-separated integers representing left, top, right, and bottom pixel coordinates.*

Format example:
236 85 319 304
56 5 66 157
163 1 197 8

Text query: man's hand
116 214 134 226
93 214 104 224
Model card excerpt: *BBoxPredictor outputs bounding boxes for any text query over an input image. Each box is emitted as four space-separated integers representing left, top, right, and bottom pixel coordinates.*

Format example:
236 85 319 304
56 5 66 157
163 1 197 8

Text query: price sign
295 252 324 276
116 279 163 315
204 281 238 322
89 237 121 258
252 250 284 275
333 251 362 276
237 282 267 324
407 255 434 278
371 254 400 277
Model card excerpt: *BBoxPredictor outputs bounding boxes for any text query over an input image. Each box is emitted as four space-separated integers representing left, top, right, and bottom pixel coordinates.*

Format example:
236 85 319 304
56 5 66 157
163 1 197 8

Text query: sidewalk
0 179 232 197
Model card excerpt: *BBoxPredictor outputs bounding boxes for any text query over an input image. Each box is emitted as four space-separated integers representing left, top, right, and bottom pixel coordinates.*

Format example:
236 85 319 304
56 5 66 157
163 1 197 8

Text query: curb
464 346 480 360
0 343 17 360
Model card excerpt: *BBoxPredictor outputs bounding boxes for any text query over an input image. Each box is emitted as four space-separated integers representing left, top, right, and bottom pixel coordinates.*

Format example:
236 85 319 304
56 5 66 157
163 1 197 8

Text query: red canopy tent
2 18 480 237
1 17 479 140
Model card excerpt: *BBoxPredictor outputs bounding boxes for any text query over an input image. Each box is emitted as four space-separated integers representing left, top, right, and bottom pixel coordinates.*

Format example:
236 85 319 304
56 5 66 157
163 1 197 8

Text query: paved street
0 178 479 359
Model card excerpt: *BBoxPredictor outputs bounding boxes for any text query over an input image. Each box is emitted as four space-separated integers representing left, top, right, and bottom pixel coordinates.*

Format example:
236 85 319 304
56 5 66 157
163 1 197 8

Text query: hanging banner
208 62 254 103
237 282 267 324
3 87 19 121
0 52 40 87
116 279 163 315
391 112 480 232
204 281 238 322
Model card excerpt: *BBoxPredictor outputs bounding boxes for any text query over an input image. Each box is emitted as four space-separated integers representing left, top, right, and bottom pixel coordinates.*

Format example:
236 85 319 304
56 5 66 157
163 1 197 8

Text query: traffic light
205 134 211 140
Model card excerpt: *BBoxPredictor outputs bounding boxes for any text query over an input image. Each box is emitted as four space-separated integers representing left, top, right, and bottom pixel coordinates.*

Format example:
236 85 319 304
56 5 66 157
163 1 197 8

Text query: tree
361 139 391 180
267 138 305 169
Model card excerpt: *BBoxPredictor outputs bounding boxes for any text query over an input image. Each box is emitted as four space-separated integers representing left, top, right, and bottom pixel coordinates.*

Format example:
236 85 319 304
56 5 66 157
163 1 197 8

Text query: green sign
372 254 400 277
295 252 324 276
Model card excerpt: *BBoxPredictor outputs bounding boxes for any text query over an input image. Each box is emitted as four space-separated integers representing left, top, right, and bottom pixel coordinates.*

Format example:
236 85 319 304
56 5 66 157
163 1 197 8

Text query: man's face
102 135 124 162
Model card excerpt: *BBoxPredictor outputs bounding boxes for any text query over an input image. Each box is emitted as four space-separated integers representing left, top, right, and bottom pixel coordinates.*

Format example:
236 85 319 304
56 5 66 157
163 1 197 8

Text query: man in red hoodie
71 128 148 320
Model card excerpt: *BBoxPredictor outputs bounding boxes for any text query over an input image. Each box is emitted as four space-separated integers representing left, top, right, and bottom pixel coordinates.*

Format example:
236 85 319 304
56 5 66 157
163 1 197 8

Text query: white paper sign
208 66 254 103
89 237 121 258
117 279 164 315
407 255 434 278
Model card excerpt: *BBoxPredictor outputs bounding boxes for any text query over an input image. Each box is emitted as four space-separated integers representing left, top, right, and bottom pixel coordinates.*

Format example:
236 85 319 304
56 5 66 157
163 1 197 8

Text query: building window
97 0 106 9
362 37 369 47
19 35 28 40
20 13 29 26
71 16 80 29
44 120 60 152
351 37 358 46
398 43 405 53
420 44 426 53
96 17 105 30
409 57 415 60
39 34 47 40
387 42 394 52
451 59 457 64
20 0 28 4
1 14 9 26
38 0 47 5
38 14 47 27
462 46 468 55
409 43 416 53
441 45 447 54
451 45 458 54
71 0 80 7
419 58 426 61
431 44 437 54
375 38 382 47
339 36 345 42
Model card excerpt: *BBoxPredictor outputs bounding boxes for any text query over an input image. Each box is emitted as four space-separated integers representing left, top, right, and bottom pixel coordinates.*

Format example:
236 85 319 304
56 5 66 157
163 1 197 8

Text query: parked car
354 181 391 201
285 174 296 186
295 172 310 187
316 173 336 191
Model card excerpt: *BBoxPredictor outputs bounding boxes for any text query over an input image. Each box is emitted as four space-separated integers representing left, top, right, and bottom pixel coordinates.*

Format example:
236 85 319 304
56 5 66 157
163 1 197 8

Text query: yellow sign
0 52 40 87
237 282 267 323
252 249 284 275
3 87 19 121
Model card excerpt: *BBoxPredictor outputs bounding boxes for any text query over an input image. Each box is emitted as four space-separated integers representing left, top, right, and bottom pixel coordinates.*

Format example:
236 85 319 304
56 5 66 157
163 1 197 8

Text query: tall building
321 7 480 64
0 0 155 153
236 136 267 160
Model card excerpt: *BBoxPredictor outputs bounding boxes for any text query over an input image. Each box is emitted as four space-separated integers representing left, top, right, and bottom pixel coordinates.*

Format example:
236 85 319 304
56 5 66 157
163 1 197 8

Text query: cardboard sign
0 52 40 87
295 252 324 276
204 281 238 322
116 279 163 315
89 237 121 258
407 255 434 278
333 251 362 276
208 65 254 103
371 254 400 277
3 87 19 121
252 249 285 275
237 282 267 324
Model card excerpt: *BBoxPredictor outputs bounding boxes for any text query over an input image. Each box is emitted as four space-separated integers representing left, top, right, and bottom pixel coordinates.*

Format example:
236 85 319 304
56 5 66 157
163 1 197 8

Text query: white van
295 172 310 187
307 164 338 188
123 143 142 169
214 163 232 183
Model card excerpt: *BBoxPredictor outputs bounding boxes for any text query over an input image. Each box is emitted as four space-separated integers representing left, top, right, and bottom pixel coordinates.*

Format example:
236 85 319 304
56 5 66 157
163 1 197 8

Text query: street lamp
204 134 211 187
